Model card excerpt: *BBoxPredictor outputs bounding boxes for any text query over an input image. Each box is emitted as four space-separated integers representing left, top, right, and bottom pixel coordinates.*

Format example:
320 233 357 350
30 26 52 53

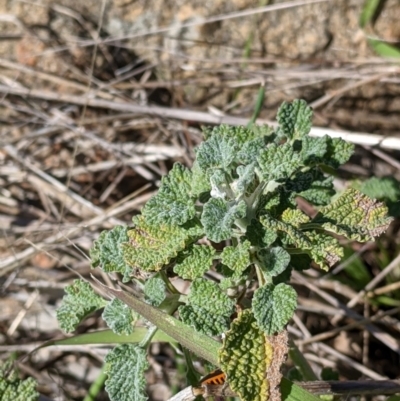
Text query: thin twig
1 84 400 150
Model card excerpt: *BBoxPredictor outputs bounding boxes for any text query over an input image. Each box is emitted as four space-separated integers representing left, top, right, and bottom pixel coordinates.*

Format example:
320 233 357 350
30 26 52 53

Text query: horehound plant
56 99 392 401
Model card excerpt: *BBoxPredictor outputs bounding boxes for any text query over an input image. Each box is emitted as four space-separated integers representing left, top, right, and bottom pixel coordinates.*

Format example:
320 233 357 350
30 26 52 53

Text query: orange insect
200 369 226 386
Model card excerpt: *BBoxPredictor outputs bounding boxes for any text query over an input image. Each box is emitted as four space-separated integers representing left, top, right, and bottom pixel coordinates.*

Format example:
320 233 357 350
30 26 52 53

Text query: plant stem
139 325 159 348
83 365 107 401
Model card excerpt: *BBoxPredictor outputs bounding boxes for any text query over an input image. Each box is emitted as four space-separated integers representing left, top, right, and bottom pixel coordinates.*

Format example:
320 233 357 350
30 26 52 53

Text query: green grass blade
83 365 107 401
368 39 400 58
359 0 381 28
281 378 322 401
247 85 265 127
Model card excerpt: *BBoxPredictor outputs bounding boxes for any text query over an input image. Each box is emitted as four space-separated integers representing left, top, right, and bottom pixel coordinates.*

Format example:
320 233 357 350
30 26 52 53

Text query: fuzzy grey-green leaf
252 283 297 334
104 344 149 401
257 247 291 278
201 198 247 243
90 225 131 282
142 163 196 225
57 279 106 333
179 279 234 336
103 298 138 336
221 240 251 276
144 277 166 307
174 245 216 280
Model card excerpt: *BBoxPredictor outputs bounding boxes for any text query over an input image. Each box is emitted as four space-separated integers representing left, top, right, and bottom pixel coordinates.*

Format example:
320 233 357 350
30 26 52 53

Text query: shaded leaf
221 240 251 276
257 247 291 278
324 137 354 168
246 219 278 248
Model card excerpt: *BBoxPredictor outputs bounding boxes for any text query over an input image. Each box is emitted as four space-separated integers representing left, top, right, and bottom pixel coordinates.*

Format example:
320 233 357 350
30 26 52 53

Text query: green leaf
237 137 266 165
360 176 400 217
252 283 297 334
0 363 38 401
210 169 230 199
313 188 393 241
246 219 277 248
257 143 302 181
281 208 310 227
300 135 328 164
104 344 149 401
234 163 256 196
250 124 275 140
123 215 199 271
284 169 334 206
195 134 238 173
144 277 166 307
201 198 247 243
221 240 251 276
203 124 258 144
142 163 196 225
174 244 216 280
96 284 220 365
219 310 288 401
305 232 343 271
276 99 313 139
103 298 138 336
57 279 106 333
260 214 312 250
361 176 400 203
281 378 322 401
90 225 131 282
324 137 354 168
257 247 291 278
191 160 212 196
179 279 235 336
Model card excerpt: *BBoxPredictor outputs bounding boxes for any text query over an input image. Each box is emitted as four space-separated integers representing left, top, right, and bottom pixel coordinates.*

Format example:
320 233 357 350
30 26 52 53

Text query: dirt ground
1 0 400 400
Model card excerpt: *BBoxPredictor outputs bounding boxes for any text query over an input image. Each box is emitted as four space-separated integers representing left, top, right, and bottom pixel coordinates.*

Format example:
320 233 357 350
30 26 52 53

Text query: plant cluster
56 100 392 401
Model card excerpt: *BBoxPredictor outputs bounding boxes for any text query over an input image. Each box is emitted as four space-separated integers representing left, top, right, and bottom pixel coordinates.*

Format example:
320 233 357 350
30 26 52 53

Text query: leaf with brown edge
313 188 393 242
218 309 288 401
122 215 195 272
